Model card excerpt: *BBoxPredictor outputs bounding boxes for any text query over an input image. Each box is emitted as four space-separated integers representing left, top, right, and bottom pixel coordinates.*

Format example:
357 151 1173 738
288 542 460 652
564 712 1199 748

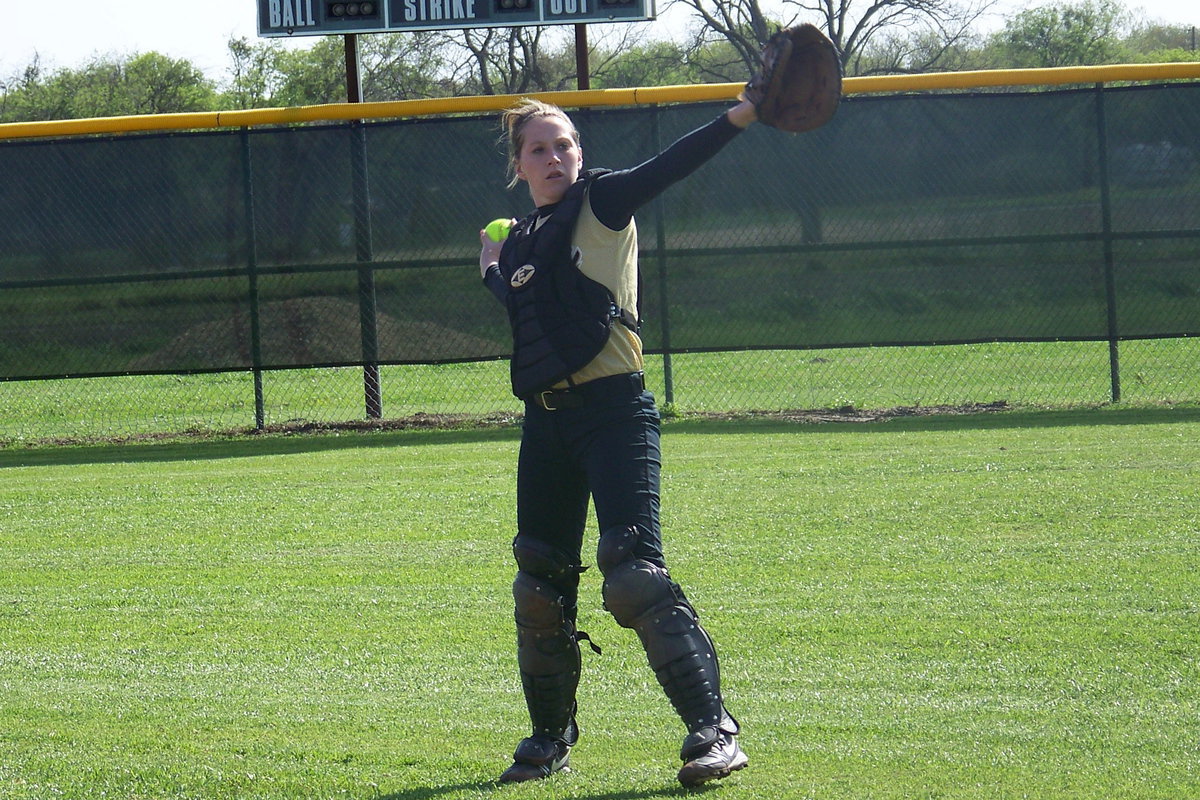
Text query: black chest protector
498 169 638 398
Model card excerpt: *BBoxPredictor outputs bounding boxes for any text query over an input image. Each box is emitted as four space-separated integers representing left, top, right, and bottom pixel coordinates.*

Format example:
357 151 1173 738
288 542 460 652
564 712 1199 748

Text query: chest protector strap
499 169 637 399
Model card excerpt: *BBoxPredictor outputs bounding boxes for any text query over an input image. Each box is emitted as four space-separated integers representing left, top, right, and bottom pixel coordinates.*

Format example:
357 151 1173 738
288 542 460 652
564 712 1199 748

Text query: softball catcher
476 24 839 787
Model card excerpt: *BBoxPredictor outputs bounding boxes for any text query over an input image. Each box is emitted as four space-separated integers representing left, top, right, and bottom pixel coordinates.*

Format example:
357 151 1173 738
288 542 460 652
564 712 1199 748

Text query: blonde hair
501 98 580 189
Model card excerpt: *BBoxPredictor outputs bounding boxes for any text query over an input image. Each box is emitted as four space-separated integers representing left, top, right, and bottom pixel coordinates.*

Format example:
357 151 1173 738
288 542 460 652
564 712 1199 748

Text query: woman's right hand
479 227 505 279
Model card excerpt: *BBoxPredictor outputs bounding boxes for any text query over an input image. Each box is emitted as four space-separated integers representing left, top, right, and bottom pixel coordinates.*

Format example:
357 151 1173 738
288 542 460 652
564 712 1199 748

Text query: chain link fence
2 79 1198 443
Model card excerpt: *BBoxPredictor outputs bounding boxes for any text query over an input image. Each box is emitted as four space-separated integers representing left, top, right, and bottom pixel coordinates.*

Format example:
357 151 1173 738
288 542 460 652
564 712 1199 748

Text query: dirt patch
7 402 1011 450
689 400 1010 424
259 412 521 436
129 297 502 370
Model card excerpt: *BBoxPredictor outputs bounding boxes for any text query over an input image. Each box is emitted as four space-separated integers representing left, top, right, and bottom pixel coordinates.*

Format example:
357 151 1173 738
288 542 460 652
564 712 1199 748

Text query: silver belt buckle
539 390 558 411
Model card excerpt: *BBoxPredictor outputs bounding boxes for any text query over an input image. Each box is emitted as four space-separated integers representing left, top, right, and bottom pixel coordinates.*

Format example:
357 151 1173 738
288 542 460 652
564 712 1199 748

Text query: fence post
240 127 266 430
649 106 674 405
1095 83 1121 402
346 34 383 419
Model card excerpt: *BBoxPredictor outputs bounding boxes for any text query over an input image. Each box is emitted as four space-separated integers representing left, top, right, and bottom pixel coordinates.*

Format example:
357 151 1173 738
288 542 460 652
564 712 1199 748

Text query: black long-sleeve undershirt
585 112 743 230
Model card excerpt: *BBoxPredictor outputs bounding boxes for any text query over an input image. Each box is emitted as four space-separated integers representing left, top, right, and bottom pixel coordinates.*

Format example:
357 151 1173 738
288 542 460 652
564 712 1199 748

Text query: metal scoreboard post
257 0 656 37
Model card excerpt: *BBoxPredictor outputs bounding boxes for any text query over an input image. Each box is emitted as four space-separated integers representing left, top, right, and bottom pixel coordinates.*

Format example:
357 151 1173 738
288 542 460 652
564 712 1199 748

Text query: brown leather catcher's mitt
742 24 842 133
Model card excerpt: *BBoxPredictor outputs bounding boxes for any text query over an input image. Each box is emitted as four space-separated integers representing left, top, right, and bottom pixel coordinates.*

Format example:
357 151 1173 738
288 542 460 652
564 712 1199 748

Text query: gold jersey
553 184 644 388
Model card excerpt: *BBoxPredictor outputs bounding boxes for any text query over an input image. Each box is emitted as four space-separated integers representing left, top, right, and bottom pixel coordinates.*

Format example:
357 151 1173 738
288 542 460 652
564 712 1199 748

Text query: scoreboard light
329 1 380 15
493 0 536 23
491 0 537 24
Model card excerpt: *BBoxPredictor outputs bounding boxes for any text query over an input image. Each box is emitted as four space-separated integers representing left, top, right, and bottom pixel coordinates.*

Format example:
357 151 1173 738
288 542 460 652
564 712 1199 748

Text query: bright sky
0 0 1196 84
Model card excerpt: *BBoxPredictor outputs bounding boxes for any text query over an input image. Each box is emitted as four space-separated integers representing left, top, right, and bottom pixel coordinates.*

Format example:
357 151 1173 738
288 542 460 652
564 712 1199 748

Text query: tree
0 52 216 121
268 38 352 105
122 53 217 114
357 32 451 99
224 37 279 109
667 0 997 77
851 23 991 74
0 56 72 122
223 32 455 108
590 39 703 88
1121 22 1199 63
991 0 1131 67
454 26 579 94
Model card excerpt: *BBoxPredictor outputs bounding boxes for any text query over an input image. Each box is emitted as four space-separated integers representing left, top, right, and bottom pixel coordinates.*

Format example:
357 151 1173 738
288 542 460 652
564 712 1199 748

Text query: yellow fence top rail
2 62 1198 142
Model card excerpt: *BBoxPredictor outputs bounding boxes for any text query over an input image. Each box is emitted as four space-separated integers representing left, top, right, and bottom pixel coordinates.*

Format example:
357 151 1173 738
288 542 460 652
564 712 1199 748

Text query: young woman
478 97 758 788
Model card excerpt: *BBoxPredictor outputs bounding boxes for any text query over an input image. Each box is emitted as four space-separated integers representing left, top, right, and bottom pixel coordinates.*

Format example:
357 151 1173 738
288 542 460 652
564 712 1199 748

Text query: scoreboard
257 0 656 37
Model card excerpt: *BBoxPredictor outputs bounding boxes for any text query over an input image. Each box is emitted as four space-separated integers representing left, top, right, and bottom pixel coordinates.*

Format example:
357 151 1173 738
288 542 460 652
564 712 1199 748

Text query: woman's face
515 115 582 207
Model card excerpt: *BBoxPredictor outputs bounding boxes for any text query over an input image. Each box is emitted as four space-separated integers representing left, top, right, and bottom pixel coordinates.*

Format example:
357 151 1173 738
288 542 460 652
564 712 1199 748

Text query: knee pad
513 571 576 661
514 535 582 614
513 535 579 580
513 570 564 629
597 522 666 573
601 558 696 648
597 524 640 575
598 524 676 622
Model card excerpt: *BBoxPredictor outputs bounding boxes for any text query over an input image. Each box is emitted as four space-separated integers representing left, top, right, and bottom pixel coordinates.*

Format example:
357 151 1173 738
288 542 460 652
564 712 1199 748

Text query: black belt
529 372 645 411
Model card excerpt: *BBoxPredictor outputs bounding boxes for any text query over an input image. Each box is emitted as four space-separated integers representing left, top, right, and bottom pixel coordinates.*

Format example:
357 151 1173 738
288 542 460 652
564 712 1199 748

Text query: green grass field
2 405 1198 799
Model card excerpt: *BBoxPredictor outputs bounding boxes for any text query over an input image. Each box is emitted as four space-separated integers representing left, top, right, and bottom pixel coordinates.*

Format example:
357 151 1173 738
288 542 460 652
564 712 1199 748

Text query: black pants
517 372 665 585
513 372 734 744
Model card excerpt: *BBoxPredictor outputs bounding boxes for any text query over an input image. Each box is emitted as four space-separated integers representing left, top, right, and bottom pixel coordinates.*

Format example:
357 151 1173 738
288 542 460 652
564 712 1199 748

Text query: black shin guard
512 536 589 741
598 525 730 733
513 570 582 739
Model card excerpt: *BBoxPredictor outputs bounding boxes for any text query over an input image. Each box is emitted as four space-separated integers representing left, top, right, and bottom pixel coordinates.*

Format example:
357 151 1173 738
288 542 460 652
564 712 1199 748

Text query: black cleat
497 735 572 784
677 727 748 787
